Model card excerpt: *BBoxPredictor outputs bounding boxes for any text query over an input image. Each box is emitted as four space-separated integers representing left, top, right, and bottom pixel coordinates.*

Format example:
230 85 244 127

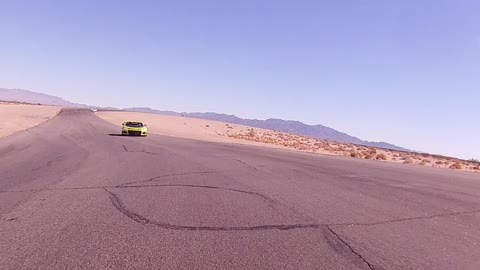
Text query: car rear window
126 122 144 127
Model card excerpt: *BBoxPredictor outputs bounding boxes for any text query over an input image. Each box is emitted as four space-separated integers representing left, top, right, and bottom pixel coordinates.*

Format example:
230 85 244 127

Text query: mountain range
0 88 117 110
0 88 408 151
0 88 86 107
124 107 408 151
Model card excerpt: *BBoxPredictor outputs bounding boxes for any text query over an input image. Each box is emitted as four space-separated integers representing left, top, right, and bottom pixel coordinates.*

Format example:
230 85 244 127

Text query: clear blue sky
0 0 478 159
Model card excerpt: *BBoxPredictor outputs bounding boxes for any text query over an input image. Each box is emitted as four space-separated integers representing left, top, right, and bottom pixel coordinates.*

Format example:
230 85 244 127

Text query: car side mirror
122 122 125 126
144 124 147 127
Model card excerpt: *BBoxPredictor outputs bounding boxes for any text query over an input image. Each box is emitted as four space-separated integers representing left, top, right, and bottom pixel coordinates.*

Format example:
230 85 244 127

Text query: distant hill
0 88 117 109
125 107 408 151
187 112 408 151
124 107 180 116
0 88 87 107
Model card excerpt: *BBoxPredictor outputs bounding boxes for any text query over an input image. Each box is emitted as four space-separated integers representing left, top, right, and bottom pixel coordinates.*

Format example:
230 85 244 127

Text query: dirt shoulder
0 102 61 138
96 110 480 173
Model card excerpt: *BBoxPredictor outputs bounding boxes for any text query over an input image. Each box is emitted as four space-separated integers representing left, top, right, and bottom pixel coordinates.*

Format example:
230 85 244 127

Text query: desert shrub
246 128 257 137
404 157 414 164
419 159 431 166
473 166 480 170
359 151 367 158
435 161 444 165
314 142 327 148
376 153 387 160
449 163 462 170
296 145 308 151
323 146 334 152
205 125 210 128
350 151 360 158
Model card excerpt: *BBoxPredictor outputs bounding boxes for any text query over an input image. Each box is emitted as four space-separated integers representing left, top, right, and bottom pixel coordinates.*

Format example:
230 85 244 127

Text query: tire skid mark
330 209 480 228
2 185 479 230
0 183 277 211
117 171 223 187
121 144 163 156
104 187 320 231
0 145 16 156
104 186 377 269
31 155 63 172
0 186 104 193
326 227 376 270
114 183 279 206
0 144 31 157
226 164 324 224
104 188 149 224
1 181 467 270
233 158 259 170
17 144 31 152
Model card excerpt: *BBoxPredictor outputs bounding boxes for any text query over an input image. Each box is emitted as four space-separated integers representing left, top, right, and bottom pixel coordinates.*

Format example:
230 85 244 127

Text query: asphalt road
1 109 479 270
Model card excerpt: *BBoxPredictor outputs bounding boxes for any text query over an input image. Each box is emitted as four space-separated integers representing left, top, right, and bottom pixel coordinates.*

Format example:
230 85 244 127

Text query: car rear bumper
122 130 147 136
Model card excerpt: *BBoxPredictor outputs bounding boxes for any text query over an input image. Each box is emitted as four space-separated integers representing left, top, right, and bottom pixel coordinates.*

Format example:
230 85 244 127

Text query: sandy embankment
96 111 307 151
97 110 480 173
0 103 61 138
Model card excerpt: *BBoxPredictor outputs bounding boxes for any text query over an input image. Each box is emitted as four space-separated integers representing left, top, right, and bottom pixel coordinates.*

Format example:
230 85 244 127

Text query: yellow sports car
121 121 148 136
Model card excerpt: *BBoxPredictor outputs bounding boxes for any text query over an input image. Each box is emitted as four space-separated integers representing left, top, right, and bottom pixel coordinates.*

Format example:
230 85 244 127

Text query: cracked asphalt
1 109 480 269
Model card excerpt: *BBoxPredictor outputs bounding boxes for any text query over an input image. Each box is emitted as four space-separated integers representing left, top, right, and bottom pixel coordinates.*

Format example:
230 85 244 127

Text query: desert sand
97 110 480 173
96 111 305 150
0 102 60 138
